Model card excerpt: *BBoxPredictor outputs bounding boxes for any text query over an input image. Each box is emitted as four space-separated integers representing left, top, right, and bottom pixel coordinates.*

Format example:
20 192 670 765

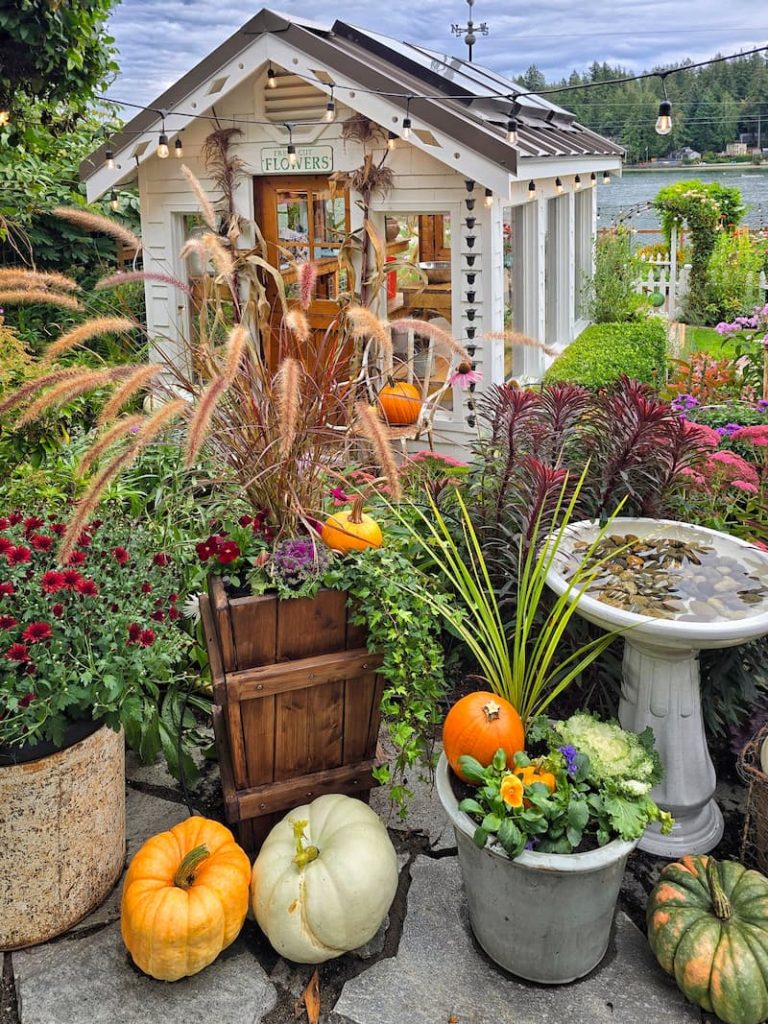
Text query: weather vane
451 0 489 63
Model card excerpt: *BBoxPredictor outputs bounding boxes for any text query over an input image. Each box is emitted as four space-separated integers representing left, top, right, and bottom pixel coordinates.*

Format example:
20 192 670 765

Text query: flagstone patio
1 751 722 1024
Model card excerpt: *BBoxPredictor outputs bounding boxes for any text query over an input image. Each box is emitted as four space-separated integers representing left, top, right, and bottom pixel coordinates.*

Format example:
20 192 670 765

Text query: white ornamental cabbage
251 794 398 963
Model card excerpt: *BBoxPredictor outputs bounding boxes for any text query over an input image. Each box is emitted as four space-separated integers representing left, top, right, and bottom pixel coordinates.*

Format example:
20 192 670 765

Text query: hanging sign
260 146 334 174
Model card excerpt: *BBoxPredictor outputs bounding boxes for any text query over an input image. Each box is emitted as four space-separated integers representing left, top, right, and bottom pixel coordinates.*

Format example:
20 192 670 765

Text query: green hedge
543 319 668 389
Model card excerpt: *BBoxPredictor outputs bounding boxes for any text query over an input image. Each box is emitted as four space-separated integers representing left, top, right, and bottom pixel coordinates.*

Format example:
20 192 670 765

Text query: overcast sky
106 0 767 109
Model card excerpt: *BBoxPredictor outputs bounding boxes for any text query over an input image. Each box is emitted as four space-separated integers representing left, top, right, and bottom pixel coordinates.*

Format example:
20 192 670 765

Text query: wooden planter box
201 577 384 853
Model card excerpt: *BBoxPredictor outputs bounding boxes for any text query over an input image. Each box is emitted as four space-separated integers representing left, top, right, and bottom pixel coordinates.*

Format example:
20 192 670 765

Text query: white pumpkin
251 794 398 963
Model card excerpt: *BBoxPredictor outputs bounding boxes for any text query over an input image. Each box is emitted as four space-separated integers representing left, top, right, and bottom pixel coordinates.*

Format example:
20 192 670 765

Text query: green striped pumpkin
647 855 768 1024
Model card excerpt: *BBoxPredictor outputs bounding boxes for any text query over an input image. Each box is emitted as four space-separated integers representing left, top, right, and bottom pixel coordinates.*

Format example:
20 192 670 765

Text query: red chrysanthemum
75 579 99 597
51 603 64 618
168 593 178 603
23 516 45 535
19 691 35 707
110 603 118 613
112 546 130 566
50 523 66 536
41 570 66 594
8 512 22 526
238 515 253 527
4 642 30 662
150 609 165 622
0 581 15 597
0 517 10 531
67 551 86 566
30 533 54 552
77 532 91 548
89 520 102 530
141 581 152 594
0 614 17 630
169 607 180 620
7 546 32 565
152 552 170 567
22 621 53 644
0 537 13 556
139 628 156 647
217 540 241 565
127 622 142 643
61 569 82 589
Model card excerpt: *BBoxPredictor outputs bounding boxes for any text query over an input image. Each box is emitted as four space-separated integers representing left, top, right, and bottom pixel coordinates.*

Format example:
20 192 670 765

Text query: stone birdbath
545 518 768 858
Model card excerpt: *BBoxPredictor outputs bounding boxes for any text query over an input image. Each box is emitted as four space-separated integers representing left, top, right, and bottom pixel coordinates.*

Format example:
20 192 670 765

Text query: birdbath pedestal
545 518 768 858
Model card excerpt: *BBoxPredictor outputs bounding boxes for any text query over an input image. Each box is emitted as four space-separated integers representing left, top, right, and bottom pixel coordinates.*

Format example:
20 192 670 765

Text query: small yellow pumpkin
121 817 251 981
321 496 382 552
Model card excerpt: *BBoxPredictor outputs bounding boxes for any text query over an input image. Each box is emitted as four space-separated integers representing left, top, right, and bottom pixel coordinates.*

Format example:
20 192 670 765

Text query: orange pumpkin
321 496 382 553
378 382 421 425
515 764 556 793
442 691 525 784
121 817 251 981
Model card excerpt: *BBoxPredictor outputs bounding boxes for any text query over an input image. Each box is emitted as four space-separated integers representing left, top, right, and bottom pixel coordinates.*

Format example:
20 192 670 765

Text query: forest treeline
515 54 768 163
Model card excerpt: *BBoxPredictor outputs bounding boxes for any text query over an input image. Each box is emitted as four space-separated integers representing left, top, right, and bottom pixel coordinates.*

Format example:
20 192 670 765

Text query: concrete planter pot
436 752 637 984
0 724 125 950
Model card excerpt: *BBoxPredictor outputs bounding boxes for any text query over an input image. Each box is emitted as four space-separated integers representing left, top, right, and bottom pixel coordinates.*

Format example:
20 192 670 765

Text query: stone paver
70 788 189 933
13 924 277 1024
334 856 700 1024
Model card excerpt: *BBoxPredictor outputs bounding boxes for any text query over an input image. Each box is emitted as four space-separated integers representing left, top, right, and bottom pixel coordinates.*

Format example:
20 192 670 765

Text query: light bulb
484 188 493 207
287 142 297 167
555 177 564 194
402 116 412 140
574 175 581 190
590 172 597 186
527 180 536 201
602 171 611 185
110 190 119 212
0 110 9 127
325 98 336 122
157 133 169 159
174 138 183 158
105 148 114 170
655 100 673 135
506 117 518 145
387 131 397 150
267 66 277 89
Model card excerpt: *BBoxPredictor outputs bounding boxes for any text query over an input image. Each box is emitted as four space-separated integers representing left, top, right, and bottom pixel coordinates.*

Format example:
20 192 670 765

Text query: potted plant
0 510 190 949
436 714 671 983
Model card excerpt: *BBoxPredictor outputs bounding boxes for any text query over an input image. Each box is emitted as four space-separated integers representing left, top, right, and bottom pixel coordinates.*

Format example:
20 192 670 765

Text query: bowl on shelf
417 260 451 284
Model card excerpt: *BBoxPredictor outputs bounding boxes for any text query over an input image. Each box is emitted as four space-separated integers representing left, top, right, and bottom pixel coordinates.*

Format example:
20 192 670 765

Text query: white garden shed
81 9 623 451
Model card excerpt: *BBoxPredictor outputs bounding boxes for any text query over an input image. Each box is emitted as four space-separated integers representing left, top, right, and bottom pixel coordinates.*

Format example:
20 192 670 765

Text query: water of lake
596 167 768 234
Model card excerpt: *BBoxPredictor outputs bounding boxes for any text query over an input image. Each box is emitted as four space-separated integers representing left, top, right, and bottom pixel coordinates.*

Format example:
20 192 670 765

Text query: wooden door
254 176 350 370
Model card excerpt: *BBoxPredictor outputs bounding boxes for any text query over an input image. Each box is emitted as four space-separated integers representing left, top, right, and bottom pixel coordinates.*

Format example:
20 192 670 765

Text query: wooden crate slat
212 706 239 823
276 589 347 660
236 759 378 819
200 594 227 705
241 695 277 788
366 673 387 754
342 672 378 763
225 700 248 790
225 648 381 701
274 688 311 781
307 679 344 771
230 594 277 669
209 576 238 672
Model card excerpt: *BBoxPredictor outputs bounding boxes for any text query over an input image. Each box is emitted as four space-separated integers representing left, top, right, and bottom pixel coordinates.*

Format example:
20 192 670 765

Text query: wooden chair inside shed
358 316 456 453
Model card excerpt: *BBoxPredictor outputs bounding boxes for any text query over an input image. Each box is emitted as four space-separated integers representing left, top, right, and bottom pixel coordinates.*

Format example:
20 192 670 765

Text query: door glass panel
313 193 345 246
276 191 310 266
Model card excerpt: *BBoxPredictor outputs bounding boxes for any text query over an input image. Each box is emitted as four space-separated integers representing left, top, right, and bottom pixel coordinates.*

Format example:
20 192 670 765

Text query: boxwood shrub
543 319 668 389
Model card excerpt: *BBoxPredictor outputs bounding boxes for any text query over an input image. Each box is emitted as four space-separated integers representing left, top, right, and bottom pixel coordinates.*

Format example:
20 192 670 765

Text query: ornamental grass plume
483 330 561 360
52 206 142 252
17 367 136 427
180 164 217 231
355 401 402 502
97 365 164 425
0 289 81 311
275 357 301 458
285 308 311 344
43 317 137 363
297 262 318 310
0 268 79 292
78 414 146 476
346 306 393 364
94 270 193 297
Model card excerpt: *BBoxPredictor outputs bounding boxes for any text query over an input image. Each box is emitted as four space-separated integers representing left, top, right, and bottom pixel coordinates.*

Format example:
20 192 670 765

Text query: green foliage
583 227 647 323
457 714 671 858
704 231 763 324
0 1 118 115
543 319 668 389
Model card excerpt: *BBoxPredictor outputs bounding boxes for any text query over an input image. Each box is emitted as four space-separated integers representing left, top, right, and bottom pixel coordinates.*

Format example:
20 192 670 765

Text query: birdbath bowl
545 517 768 857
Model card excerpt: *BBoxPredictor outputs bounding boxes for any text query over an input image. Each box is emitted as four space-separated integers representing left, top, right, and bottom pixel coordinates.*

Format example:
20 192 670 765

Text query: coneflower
275 357 301 458
59 400 186 562
78 414 145 475
482 330 561 359
355 401 402 502
297 262 318 310
180 164 217 231
0 268 79 292
346 306 393 363
285 308 311 344
43 317 136 363
51 207 142 252
0 289 81 311
0 368 83 417
17 367 134 426
97 364 163 425
94 270 193 297
184 376 226 466
201 233 234 280
396 318 470 362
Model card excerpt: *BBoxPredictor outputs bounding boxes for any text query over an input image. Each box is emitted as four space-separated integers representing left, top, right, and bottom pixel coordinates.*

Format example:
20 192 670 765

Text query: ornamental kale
457 713 672 858
268 537 330 598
